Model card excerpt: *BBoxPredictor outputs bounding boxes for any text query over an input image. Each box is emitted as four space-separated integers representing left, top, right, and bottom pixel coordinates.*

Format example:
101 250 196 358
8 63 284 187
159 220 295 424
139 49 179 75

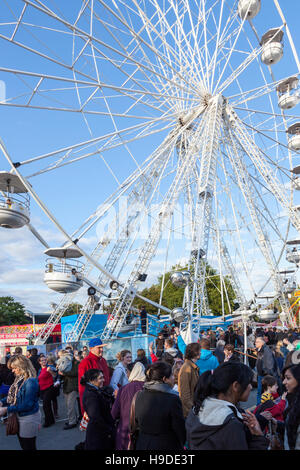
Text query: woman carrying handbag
0 355 41 450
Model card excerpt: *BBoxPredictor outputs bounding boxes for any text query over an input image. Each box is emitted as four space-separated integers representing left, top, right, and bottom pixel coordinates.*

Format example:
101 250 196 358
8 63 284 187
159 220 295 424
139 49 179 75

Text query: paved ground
0 392 83 451
0 387 258 451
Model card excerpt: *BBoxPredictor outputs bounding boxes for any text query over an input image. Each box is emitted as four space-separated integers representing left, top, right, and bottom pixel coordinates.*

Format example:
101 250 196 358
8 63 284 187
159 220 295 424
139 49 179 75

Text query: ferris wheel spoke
0 65 185 117
241 120 300 170
68 120 188 244
212 6 254 94
22 0 195 98
125 2 185 106
217 150 261 299
10 3 28 41
88 8 177 110
91 2 185 109
100 0 202 98
232 116 300 246
25 121 174 179
165 0 204 88
234 106 300 121
208 0 226 93
123 0 202 97
17 110 177 170
225 131 287 306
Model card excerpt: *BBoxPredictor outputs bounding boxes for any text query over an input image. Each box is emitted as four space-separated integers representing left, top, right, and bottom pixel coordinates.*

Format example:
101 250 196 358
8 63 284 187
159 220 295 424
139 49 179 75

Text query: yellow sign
294 290 300 297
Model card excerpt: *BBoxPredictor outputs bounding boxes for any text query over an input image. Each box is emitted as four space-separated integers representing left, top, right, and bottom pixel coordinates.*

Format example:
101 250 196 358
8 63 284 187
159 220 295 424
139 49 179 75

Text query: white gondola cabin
278 269 297 294
260 28 284 66
287 123 300 151
292 166 300 190
277 76 299 110
286 239 300 266
238 0 261 20
44 246 83 293
257 309 278 322
0 172 30 229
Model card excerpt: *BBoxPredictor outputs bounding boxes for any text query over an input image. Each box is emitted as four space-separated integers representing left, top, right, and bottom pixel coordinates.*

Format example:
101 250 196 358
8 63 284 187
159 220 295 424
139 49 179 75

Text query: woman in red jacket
37 356 57 427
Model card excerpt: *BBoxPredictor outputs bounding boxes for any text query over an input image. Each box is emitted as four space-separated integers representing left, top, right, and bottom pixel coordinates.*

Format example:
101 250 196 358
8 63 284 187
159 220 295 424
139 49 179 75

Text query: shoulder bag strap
129 390 141 434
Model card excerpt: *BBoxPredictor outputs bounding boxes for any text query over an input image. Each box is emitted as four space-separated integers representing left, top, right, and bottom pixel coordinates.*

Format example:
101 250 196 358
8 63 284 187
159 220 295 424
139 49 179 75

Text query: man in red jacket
78 338 110 414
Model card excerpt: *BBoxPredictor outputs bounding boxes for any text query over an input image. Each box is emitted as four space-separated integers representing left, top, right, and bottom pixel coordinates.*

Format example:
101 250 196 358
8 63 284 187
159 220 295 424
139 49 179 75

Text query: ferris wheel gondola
0 172 30 229
277 77 299 110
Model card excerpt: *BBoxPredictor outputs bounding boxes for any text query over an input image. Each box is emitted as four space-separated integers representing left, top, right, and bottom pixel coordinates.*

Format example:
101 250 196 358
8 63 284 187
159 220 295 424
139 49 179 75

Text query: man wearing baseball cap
78 338 110 414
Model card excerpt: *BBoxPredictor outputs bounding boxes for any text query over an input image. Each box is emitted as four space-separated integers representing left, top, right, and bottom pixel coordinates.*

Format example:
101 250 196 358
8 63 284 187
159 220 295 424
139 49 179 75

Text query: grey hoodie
165 347 179 358
186 397 268 450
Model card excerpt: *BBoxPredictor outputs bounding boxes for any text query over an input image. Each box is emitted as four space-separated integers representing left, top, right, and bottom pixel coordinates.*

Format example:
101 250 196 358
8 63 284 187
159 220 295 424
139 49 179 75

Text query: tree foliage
133 263 236 316
0 296 28 326
63 303 83 317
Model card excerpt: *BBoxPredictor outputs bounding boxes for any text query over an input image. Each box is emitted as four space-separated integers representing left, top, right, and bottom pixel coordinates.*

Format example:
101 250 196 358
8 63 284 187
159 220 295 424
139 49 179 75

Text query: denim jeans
257 375 263 405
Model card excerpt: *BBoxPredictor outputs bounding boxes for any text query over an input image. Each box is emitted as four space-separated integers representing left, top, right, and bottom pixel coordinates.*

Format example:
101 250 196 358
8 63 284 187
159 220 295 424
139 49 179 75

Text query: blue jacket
197 349 219 374
2 378 39 417
177 335 219 374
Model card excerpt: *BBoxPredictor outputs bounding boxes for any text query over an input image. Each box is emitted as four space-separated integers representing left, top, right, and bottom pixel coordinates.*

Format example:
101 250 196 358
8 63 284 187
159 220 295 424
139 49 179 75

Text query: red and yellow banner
0 323 61 346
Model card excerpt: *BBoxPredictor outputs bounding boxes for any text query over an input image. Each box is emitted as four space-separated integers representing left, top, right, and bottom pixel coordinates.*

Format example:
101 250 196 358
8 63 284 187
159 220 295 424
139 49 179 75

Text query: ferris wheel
0 0 300 343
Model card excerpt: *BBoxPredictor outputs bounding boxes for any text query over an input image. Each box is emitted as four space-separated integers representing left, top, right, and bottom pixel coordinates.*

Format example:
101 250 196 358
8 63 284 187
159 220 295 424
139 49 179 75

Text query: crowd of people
0 322 300 451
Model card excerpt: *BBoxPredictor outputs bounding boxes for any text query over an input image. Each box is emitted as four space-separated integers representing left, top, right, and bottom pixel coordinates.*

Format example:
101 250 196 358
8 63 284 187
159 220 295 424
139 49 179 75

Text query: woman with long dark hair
81 368 115 450
186 362 269 450
133 361 186 450
282 364 300 450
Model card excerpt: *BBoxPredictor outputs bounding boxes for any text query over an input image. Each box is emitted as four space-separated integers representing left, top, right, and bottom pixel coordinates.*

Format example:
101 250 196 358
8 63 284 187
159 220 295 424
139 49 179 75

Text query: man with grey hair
255 336 279 405
214 339 225 364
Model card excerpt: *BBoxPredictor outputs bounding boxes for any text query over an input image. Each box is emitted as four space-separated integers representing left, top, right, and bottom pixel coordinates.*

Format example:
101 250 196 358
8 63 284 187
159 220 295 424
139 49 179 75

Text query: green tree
63 302 83 317
0 296 28 326
134 263 236 316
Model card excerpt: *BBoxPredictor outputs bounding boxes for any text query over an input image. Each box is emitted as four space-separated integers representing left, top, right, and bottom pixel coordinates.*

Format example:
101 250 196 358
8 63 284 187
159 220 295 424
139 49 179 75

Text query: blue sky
0 0 300 315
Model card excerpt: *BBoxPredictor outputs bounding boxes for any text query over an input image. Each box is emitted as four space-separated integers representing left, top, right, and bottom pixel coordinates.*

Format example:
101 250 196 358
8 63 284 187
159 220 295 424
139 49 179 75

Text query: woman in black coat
81 368 115 450
134 361 186 450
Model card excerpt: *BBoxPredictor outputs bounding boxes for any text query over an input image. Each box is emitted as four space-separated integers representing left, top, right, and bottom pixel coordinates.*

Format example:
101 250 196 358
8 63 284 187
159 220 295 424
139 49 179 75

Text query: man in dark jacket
58 352 80 429
155 332 165 358
28 348 40 375
224 327 243 348
139 306 148 334
255 337 279 405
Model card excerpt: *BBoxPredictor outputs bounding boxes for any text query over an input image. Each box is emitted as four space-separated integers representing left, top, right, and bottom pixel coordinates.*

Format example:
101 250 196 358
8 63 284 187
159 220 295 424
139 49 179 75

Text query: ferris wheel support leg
188 95 225 333
210 214 247 307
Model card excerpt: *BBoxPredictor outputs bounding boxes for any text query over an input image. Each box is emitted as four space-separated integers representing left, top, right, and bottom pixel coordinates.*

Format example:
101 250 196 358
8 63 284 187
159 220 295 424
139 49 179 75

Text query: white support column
189 95 225 332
